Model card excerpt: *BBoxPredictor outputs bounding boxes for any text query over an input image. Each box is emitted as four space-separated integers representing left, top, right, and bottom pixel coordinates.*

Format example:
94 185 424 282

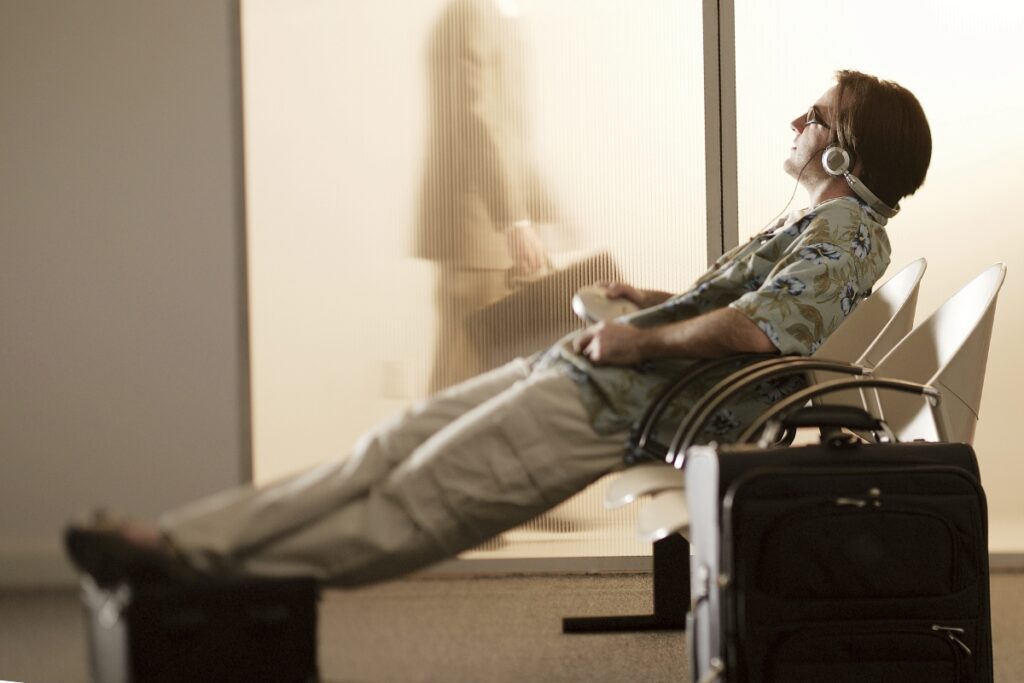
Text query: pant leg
159 358 532 572
169 366 626 587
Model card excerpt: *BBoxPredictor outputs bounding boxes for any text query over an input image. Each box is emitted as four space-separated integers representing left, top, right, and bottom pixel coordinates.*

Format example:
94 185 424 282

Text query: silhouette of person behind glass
415 0 558 393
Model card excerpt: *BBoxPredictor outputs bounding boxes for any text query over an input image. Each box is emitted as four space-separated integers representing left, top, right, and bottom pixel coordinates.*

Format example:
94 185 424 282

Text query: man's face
783 86 837 180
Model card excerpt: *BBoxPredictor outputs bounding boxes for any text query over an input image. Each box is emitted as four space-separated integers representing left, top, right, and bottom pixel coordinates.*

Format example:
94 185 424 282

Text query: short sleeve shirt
533 196 892 442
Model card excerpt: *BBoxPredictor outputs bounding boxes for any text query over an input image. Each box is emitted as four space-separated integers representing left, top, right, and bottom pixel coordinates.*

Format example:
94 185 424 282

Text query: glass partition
243 0 708 558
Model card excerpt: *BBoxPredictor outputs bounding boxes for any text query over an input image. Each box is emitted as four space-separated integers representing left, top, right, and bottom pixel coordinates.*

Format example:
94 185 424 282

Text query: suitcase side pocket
725 467 984 602
761 620 977 683
754 503 965 598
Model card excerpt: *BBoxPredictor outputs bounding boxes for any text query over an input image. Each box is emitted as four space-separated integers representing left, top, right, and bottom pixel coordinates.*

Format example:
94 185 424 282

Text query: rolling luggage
79 576 320 683
685 409 993 683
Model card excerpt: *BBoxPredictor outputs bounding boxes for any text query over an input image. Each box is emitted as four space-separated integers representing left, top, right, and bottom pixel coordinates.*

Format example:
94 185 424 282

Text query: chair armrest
736 377 942 444
666 358 868 467
628 353 778 462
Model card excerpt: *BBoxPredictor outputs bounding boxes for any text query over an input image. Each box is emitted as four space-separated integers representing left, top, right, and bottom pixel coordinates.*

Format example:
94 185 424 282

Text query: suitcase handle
778 405 884 431
759 405 895 447
742 377 939 445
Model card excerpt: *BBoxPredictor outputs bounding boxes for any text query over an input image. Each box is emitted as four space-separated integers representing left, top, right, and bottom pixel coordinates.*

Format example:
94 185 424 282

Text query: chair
644 264 1005 677
639 262 1006 542
605 257 928 511
740 262 1006 444
564 258 927 633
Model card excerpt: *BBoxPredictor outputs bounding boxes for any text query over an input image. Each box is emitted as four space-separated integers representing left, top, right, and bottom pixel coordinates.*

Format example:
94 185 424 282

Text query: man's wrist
635 326 663 360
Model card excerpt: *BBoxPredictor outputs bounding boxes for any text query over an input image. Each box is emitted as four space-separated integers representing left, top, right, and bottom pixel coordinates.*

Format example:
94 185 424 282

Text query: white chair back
814 257 927 369
873 263 1006 443
807 258 927 411
607 259 928 508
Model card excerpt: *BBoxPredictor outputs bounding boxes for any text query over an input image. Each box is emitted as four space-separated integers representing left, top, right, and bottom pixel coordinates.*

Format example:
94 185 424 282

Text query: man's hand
572 321 650 366
507 222 548 274
572 308 777 365
596 281 673 309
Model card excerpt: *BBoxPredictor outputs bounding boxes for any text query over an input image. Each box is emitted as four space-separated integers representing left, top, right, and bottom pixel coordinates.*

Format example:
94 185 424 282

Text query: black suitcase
686 430 993 682
80 576 320 683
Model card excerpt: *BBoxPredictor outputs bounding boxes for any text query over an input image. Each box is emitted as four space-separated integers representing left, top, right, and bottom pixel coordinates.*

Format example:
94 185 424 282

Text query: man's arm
572 307 776 366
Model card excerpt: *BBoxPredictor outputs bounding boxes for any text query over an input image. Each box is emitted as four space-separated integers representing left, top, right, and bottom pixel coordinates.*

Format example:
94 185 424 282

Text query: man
67 70 932 587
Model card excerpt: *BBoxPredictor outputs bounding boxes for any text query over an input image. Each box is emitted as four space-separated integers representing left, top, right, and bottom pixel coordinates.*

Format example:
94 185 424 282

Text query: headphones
821 146 900 219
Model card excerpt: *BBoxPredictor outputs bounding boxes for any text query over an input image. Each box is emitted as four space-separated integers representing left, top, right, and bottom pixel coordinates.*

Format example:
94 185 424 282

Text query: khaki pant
160 360 626 587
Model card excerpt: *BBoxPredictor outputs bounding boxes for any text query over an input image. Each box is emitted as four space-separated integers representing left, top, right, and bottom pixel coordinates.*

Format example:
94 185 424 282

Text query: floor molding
990 553 1024 572
420 555 652 577
0 542 77 589
3 547 1022 589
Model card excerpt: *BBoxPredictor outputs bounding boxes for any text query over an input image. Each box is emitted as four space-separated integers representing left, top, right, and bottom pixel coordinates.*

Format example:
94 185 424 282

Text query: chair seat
604 464 683 509
637 489 689 542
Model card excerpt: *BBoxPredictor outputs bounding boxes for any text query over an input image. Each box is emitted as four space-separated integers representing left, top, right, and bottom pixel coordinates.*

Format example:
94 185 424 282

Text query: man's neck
807 177 857 209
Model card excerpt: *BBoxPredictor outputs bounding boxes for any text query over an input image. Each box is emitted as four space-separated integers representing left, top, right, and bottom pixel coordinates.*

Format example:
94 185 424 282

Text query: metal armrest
736 377 942 444
628 353 778 462
666 358 868 467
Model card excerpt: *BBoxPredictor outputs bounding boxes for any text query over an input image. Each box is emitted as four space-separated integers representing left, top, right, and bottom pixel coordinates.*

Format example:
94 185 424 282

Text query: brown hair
830 70 932 207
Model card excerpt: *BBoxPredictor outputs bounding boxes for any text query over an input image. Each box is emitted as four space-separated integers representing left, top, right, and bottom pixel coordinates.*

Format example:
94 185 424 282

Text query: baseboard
426 553 1024 577
989 553 1024 572
0 541 77 589
3 545 1022 590
420 555 652 577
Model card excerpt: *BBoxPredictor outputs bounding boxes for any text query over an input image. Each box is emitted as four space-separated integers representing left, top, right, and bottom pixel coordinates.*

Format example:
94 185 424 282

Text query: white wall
0 0 248 586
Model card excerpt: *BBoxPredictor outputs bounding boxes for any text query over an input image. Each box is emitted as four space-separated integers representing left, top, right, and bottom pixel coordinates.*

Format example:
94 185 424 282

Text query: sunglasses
805 106 832 130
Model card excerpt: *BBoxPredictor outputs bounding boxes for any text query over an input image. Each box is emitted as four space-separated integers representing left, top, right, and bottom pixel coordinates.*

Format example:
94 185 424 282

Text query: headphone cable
758 151 820 236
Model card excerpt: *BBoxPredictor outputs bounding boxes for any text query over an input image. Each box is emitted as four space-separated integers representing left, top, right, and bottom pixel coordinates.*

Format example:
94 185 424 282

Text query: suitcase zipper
932 624 972 656
835 486 882 507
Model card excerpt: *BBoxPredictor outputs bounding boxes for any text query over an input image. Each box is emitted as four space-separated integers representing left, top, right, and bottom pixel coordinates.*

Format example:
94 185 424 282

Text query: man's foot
64 511 200 587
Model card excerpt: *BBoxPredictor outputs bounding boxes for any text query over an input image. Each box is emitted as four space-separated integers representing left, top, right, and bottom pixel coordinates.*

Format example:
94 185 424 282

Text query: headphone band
821 146 900 220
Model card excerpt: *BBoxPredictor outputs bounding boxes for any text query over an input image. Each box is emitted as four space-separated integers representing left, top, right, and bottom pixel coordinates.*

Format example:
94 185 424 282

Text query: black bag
686 411 993 683
80 577 320 683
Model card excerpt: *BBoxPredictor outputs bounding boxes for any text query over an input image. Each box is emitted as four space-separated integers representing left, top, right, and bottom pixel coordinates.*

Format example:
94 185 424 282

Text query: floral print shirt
533 196 892 443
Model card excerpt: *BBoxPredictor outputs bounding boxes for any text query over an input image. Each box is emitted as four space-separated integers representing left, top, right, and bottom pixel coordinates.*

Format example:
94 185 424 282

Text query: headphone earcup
821 146 851 176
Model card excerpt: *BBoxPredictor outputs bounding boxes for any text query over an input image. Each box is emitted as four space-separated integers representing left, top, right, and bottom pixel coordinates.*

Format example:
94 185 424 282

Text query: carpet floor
2 572 1022 682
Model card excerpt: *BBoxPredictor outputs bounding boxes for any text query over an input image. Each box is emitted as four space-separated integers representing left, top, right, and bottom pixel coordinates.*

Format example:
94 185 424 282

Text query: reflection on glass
418 0 559 391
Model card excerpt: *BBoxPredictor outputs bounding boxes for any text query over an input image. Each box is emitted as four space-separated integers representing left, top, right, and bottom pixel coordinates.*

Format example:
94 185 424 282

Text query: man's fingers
573 323 604 357
572 330 590 354
605 282 635 301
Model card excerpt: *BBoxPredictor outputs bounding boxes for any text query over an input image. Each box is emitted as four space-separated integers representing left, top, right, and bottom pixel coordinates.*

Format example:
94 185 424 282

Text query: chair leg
561 534 689 633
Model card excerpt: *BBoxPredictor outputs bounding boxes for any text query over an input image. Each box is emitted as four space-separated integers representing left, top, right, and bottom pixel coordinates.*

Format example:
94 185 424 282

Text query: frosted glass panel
735 0 1024 550
243 0 706 558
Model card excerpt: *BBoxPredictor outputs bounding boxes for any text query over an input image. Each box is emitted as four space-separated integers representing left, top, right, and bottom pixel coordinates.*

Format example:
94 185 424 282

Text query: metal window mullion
702 0 738 265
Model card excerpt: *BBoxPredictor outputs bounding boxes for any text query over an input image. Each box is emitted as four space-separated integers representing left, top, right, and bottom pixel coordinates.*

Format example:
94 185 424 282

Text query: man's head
786 71 932 208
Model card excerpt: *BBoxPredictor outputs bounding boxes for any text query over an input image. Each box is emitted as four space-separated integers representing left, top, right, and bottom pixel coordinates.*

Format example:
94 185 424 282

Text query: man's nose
791 116 805 133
